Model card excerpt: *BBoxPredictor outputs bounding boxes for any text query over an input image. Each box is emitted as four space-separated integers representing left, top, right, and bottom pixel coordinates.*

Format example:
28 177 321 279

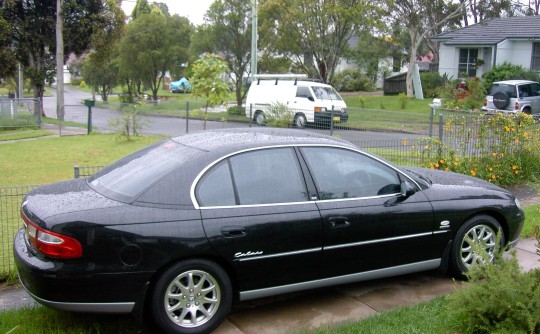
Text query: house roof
432 16 540 46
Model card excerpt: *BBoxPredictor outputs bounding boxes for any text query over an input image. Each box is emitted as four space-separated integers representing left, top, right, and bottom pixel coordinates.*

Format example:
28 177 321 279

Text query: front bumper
314 111 349 123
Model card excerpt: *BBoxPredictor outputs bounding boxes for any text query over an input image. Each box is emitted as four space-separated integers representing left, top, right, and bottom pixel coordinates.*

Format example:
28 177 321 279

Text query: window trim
458 48 478 77
190 144 420 210
532 42 540 71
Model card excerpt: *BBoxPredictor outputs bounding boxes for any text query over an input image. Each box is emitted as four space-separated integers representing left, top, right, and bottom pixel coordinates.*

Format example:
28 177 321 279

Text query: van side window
296 87 313 99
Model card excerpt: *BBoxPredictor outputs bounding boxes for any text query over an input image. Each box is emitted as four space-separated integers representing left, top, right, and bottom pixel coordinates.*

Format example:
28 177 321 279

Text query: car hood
405 167 515 201
22 178 124 221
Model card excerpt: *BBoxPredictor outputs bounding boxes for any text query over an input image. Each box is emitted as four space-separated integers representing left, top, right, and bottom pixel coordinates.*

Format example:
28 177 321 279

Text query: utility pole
250 0 257 81
56 0 65 121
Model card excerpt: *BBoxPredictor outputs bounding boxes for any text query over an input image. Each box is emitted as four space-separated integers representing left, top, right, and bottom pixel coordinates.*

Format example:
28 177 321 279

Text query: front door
299 147 435 278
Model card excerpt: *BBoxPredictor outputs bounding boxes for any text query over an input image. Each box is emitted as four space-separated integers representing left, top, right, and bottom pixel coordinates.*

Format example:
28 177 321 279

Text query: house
432 16 540 79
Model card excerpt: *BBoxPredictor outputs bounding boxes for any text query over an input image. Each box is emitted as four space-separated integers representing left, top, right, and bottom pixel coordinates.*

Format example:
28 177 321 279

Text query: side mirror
308 96 314 102
400 181 416 198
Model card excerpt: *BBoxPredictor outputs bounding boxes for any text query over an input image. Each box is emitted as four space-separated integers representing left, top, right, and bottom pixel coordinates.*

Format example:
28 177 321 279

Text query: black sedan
14 128 524 334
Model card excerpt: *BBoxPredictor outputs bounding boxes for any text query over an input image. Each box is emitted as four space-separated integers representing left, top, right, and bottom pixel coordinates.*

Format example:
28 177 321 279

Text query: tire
254 112 265 126
523 107 532 115
492 91 510 109
150 259 232 334
449 215 503 277
294 113 307 128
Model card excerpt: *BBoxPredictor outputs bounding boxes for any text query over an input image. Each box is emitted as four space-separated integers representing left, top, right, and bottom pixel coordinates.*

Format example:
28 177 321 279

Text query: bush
332 69 375 92
227 106 245 116
423 112 540 186
447 244 540 334
482 62 540 93
437 77 485 110
421 72 448 98
70 77 83 86
265 102 293 128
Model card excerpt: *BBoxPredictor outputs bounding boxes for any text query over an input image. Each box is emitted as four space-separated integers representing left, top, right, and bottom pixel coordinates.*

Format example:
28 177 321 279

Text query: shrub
70 77 83 86
437 77 485 110
109 104 148 141
332 69 375 92
447 243 540 334
79 80 87 88
265 102 293 128
227 106 245 116
398 93 408 109
482 62 540 93
423 112 540 186
420 72 448 98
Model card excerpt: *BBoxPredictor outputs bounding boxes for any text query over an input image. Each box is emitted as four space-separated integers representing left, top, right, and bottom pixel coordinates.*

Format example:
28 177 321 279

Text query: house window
458 48 478 77
532 43 540 71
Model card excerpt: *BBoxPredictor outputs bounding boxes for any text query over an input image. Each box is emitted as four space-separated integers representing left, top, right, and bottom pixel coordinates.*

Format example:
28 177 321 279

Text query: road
43 86 426 142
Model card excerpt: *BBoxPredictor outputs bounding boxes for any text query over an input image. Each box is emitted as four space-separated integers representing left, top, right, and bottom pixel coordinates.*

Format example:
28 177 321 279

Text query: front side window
311 86 343 101
196 148 308 207
458 48 478 77
296 87 313 99
302 147 401 200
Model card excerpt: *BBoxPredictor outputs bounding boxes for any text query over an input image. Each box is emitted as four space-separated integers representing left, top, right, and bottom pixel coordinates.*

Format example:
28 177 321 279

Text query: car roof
493 80 538 85
170 128 355 153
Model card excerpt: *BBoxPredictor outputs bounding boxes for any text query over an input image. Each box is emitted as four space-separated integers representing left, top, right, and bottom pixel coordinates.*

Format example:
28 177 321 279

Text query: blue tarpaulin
170 78 191 93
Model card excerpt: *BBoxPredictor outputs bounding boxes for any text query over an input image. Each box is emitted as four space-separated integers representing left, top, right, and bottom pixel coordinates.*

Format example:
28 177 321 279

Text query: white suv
482 80 540 116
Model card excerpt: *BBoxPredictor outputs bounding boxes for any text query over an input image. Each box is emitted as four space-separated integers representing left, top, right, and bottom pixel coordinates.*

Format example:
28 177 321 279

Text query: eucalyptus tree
118 12 192 101
259 0 385 84
191 0 252 107
387 0 465 97
1 0 124 115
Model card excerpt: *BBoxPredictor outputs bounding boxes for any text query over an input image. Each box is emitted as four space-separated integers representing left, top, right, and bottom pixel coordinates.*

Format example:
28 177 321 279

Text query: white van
245 75 348 128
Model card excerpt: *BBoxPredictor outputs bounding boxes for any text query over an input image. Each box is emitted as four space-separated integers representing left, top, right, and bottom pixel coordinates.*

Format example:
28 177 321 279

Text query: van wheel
255 112 265 126
523 107 532 115
294 114 306 128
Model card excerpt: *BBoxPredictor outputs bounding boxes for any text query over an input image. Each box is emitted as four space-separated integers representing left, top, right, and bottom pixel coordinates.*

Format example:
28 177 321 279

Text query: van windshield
312 86 343 101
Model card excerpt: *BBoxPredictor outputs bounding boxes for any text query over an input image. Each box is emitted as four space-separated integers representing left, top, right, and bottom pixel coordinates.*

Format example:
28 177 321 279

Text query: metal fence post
74 165 80 179
186 101 189 133
249 104 253 128
429 106 435 137
438 114 444 142
330 105 335 136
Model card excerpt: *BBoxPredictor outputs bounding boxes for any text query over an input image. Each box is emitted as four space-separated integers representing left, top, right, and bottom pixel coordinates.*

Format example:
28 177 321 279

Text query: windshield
311 86 343 101
88 139 200 202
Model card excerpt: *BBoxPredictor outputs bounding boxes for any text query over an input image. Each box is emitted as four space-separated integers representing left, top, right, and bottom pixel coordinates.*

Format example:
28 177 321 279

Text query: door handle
221 227 247 238
328 217 350 228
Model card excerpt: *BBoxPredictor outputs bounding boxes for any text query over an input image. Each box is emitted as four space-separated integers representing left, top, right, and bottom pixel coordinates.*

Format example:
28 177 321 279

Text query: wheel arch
143 254 241 310
455 210 509 245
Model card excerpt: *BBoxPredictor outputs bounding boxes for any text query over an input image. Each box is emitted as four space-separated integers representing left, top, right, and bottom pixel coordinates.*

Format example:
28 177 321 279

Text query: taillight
483 98 487 107
514 101 519 110
21 210 83 259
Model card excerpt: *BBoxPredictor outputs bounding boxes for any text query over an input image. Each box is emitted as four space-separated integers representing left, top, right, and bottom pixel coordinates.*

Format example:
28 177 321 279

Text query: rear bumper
13 228 148 313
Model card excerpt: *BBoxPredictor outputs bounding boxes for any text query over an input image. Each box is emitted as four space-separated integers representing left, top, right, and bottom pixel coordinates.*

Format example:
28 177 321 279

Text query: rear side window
489 84 517 98
196 148 308 207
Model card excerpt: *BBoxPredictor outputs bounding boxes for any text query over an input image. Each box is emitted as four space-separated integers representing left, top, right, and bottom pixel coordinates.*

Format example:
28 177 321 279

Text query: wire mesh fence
0 185 40 276
0 98 40 129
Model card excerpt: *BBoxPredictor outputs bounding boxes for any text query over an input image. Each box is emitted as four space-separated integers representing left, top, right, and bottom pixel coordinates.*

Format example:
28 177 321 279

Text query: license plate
333 116 340 122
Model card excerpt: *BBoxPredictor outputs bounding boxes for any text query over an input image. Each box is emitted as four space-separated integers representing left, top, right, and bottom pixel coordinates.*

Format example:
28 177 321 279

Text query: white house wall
496 40 532 68
438 44 459 79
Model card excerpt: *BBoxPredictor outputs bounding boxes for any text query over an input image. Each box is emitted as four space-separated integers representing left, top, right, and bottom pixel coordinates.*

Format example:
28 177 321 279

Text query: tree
190 53 230 130
1 0 124 116
193 0 253 107
118 12 192 101
460 0 516 26
82 51 119 102
0 12 17 80
259 0 385 84
387 0 465 97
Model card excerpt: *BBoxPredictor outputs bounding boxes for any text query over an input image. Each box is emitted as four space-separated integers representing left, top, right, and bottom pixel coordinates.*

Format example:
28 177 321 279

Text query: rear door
196 147 323 292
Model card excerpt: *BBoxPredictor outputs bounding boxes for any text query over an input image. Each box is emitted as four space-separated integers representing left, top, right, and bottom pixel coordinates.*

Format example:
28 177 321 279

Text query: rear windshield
88 139 200 202
311 86 343 101
489 84 517 98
